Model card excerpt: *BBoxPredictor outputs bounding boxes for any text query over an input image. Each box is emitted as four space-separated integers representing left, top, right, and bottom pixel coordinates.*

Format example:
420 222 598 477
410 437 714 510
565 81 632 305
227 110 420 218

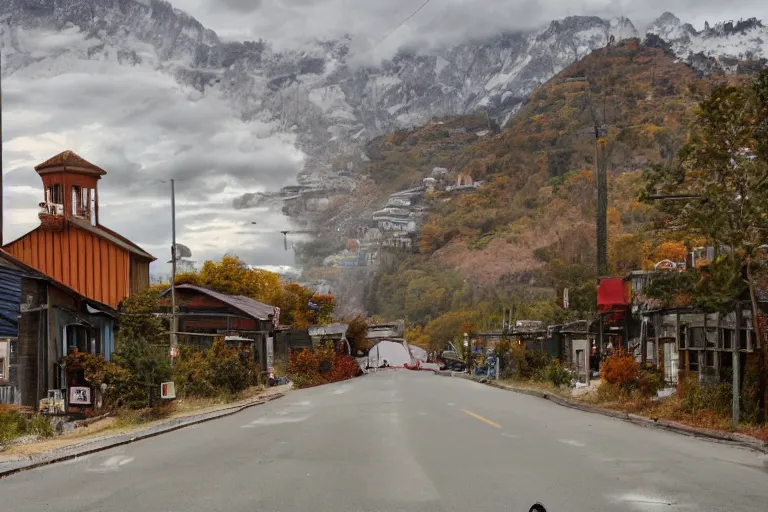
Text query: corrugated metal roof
69 217 155 261
0 250 118 318
171 285 276 321
0 266 23 338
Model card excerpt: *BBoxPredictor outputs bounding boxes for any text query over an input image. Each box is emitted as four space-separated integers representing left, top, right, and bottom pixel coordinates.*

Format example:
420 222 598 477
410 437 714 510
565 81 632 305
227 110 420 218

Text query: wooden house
157 285 278 371
0 250 118 410
2 151 155 309
0 150 154 410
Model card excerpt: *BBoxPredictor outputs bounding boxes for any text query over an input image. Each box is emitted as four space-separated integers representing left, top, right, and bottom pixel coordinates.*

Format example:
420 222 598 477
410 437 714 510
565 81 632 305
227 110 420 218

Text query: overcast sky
1 25 305 275
2 0 767 277
173 0 767 49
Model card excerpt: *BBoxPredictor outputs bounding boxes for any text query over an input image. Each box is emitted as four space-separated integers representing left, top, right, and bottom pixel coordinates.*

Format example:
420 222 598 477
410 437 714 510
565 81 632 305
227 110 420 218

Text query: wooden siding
130 255 150 295
4 225 135 309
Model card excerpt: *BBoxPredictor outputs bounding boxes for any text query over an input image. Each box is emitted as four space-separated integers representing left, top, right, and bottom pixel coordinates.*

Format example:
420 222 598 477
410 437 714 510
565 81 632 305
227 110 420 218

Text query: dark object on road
379 360 390 368
529 503 547 512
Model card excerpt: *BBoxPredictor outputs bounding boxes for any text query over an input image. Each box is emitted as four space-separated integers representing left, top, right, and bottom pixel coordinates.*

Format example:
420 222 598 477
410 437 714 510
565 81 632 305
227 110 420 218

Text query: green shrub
26 415 55 438
597 382 624 402
173 340 259 399
0 409 24 447
638 365 665 398
680 376 732 417
0 408 54 447
541 359 573 388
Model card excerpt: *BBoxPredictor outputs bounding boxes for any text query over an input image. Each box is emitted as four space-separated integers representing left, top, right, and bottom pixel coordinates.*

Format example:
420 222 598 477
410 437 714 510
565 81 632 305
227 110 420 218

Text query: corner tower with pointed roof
36 150 107 228
2 151 155 309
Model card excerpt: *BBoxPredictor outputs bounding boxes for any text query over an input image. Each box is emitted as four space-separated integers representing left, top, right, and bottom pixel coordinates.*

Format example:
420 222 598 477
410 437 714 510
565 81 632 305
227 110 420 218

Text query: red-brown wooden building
2 151 155 309
1 151 155 410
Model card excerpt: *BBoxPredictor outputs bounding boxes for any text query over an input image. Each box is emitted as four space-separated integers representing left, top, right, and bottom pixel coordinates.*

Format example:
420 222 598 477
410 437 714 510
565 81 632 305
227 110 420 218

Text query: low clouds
176 0 768 55
2 25 304 272
3 0 766 275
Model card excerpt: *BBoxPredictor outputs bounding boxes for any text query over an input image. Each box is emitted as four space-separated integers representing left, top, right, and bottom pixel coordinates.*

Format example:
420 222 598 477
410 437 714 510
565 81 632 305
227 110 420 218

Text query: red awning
597 278 630 313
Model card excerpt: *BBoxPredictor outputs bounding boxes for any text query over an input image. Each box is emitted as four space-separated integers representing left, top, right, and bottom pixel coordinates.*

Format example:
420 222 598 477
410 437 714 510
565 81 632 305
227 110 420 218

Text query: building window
688 327 705 348
72 185 81 216
48 184 62 204
65 324 90 354
0 340 9 383
722 329 734 350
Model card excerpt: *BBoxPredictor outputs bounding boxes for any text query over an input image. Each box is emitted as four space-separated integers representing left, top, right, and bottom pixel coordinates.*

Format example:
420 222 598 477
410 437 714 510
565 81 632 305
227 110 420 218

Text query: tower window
72 185 81 216
47 184 62 204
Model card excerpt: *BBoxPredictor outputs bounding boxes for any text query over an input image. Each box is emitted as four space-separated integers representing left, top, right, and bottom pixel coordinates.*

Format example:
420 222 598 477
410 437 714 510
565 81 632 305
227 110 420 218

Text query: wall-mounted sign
69 386 92 405
161 382 176 399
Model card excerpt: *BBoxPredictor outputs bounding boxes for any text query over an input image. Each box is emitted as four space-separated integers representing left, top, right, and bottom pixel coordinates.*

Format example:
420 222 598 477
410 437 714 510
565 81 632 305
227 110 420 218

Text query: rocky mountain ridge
3 1 765 189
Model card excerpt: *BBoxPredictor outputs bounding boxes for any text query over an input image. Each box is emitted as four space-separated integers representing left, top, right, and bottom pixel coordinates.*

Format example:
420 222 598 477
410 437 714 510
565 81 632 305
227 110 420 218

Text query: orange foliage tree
653 241 686 264
287 347 360 389
600 349 639 391
174 255 334 328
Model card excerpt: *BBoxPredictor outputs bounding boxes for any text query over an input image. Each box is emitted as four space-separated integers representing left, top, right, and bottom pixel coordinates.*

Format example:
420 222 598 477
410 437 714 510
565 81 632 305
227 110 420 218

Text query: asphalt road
2 371 767 512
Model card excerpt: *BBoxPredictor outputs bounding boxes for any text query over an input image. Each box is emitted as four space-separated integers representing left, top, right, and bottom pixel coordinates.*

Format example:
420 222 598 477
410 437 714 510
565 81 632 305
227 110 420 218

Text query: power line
375 0 435 47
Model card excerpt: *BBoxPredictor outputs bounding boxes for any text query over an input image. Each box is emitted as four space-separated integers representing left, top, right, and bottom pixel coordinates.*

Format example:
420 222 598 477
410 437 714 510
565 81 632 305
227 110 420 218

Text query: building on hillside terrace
431 167 449 178
381 234 412 249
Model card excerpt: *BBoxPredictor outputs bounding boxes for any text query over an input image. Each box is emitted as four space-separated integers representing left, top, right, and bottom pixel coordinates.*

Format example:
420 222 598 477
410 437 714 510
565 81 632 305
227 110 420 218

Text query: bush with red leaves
287 347 361 388
600 349 639 391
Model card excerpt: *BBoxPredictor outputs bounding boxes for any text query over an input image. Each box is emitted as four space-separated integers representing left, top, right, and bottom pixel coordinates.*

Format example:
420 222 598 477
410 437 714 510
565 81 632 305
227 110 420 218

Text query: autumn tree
423 311 480 352
653 241 687 264
644 70 768 420
345 316 370 355
175 255 333 329
609 233 644 274
190 255 282 304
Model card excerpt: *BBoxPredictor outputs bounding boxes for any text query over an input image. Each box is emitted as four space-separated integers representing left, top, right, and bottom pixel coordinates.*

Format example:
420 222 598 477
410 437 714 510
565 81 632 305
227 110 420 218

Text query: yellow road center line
461 409 501 428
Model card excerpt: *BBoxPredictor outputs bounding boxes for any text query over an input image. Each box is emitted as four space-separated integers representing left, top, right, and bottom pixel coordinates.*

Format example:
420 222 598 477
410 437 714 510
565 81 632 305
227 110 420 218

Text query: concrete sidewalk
0 390 287 478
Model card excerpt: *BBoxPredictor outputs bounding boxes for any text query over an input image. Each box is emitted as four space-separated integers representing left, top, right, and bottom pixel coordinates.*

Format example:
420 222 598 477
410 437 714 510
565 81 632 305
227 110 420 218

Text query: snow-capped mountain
1 1 765 182
647 12 767 71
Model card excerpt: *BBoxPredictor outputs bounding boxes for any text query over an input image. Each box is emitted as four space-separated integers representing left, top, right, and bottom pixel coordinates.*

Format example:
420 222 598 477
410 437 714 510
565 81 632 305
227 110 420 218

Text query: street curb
446 374 768 453
0 392 286 479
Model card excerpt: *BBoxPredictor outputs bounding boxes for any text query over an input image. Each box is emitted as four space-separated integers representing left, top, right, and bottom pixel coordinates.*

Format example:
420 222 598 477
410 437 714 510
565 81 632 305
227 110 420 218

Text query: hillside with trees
338 38 762 345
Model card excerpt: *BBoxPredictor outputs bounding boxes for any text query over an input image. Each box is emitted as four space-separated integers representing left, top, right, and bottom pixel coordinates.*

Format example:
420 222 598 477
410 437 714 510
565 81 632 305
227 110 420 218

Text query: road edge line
442 373 768 454
0 392 286 479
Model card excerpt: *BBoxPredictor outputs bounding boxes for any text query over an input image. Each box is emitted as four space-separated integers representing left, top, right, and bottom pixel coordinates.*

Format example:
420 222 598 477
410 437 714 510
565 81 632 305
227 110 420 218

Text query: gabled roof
167 284 276 321
34 150 108 176
68 217 155 261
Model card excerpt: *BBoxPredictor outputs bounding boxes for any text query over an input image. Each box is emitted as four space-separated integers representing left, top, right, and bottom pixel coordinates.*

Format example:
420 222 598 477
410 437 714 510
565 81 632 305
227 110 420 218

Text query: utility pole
733 303 742 427
170 179 178 365
595 124 608 276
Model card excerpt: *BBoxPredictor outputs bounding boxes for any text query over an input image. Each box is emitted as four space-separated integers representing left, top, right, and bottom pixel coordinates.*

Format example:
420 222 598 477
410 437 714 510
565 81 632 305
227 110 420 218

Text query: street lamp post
170 179 177 366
